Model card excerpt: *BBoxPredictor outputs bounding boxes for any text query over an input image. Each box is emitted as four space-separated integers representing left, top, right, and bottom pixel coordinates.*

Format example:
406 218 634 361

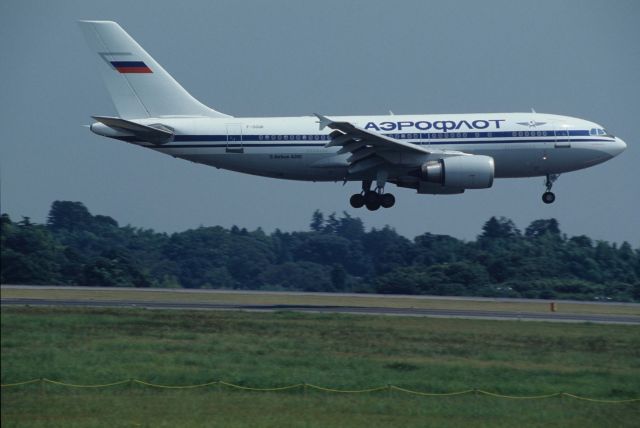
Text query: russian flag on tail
110 61 152 73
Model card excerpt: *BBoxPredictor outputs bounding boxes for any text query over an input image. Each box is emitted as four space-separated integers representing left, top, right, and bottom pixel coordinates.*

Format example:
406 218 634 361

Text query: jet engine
419 155 495 189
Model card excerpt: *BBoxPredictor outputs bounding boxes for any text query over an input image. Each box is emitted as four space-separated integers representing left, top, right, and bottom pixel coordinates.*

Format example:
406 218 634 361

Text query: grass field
1 306 639 427
3 286 640 316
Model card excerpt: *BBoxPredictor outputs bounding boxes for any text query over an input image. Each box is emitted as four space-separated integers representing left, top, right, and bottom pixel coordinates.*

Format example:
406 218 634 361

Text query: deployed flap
314 113 431 174
315 113 431 156
92 116 174 144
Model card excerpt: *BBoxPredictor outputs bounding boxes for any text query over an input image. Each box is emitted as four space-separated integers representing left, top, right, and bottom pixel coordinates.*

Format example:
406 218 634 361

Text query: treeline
1 201 639 302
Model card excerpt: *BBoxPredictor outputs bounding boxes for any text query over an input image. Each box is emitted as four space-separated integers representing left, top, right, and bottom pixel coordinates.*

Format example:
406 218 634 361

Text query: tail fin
78 20 230 119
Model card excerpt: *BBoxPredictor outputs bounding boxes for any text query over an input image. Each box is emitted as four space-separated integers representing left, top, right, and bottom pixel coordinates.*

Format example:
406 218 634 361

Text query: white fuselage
116 112 626 183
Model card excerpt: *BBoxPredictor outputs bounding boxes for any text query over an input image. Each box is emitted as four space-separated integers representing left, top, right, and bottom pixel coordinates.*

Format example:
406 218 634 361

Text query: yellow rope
1 377 638 403
477 390 561 400
0 379 40 387
219 381 303 391
43 378 130 388
133 380 218 389
562 393 640 403
306 384 388 393
391 386 475 396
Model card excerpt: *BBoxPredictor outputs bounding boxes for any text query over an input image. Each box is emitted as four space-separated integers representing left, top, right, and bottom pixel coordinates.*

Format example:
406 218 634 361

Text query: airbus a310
80 21 627 210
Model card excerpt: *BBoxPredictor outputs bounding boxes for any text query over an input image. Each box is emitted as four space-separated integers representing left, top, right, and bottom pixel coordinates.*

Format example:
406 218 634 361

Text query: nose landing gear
542 174 559 204
350 180 395 210
542 191 556 204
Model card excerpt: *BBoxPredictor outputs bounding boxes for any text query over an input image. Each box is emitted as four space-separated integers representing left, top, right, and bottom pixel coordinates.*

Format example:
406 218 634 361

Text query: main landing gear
542 174 559 204
350 180 395 211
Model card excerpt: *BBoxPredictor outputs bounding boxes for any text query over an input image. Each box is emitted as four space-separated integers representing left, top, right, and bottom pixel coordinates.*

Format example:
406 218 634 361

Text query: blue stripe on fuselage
169 129 593 143
151 138 611 150
116 129 608 147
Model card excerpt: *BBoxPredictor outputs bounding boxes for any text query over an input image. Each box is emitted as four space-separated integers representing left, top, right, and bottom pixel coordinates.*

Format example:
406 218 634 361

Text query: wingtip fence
1 378 638 403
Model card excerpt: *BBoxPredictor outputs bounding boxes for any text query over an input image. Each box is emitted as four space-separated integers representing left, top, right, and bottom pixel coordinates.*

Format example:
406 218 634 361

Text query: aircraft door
226 124 244 153
554 127 571 148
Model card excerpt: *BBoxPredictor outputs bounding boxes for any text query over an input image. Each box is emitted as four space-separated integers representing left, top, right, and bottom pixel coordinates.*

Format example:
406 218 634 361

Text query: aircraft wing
315 114 433 174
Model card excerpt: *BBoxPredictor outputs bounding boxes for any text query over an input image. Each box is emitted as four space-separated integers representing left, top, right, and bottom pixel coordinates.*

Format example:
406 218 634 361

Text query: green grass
2 307 639 427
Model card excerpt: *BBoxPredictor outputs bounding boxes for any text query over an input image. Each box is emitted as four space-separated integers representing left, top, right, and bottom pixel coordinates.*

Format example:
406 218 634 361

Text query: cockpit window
590 128 612 137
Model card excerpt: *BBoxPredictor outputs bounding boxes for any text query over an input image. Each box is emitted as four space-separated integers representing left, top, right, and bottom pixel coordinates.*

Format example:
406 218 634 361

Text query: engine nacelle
419 155 495 189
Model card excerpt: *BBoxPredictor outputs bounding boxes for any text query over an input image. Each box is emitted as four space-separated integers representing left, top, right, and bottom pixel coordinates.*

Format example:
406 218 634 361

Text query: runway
3 297 639 324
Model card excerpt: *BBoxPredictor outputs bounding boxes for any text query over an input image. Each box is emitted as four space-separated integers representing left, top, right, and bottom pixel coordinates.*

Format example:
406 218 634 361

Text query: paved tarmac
2 297 639 324
3 284 637 306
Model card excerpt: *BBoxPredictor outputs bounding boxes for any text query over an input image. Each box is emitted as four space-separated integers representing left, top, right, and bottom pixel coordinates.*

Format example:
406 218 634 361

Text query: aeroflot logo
364 119 505 132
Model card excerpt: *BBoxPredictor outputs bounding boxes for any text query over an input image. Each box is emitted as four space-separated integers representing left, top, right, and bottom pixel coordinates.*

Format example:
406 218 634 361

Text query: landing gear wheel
363 191 379 206
365 199 381 211
350 193 365 208
364 191 381 211
542 191 555 204
380 193 395 208
542 174 559 204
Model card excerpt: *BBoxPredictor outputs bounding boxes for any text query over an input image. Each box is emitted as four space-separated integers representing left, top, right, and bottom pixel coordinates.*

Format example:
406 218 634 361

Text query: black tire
363 190 379 205
380 193 395 208
350 193 365 208
542 191 556 204
365 199 381 211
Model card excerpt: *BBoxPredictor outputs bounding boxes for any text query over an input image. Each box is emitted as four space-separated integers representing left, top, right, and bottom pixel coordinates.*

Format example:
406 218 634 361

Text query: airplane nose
610 137 627 157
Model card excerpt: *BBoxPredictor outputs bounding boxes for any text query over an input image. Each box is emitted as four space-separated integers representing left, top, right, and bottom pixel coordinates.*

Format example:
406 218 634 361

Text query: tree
525 219 561 238
81 250 151 288
310 210 324 232
364 226 413 274
1 219 65 284
480 217 520 239
413 233 463 266
260 262 332 291
330 264 348 290
633 282 640 301
3 201 639 302
334 212 366 242
47 201 94 231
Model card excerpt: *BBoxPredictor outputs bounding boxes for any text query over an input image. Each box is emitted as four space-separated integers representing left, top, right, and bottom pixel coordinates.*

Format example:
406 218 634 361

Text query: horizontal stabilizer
91 116 174 144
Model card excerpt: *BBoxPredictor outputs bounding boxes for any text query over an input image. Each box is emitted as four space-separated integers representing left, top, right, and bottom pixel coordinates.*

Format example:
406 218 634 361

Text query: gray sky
1 0 639 244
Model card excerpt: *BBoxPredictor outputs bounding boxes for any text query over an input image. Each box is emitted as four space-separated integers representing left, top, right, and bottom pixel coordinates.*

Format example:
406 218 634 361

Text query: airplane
79 21 627 211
